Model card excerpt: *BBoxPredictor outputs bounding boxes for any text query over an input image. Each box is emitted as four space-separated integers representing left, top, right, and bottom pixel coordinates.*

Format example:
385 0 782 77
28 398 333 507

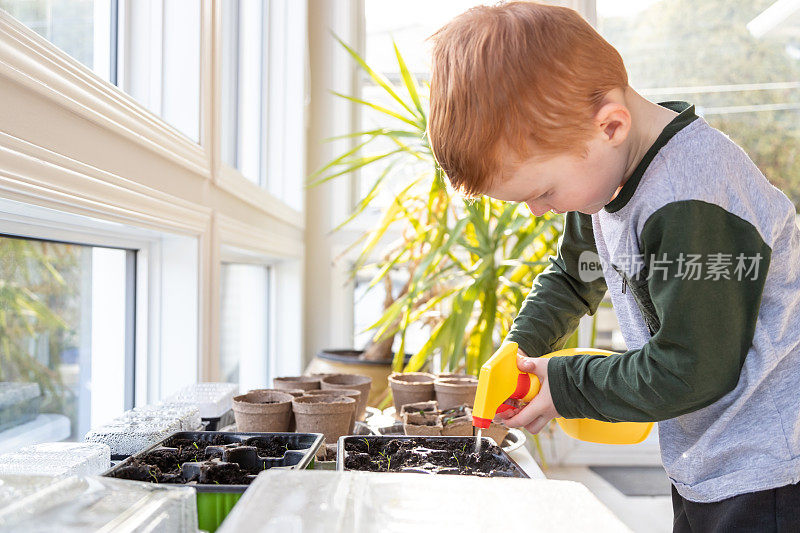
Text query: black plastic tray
201 409 235 431
104 431 323 493
337 435 529 478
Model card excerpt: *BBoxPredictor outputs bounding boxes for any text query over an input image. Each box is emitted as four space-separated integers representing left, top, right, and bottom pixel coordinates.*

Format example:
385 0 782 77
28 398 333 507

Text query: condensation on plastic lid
166 383 238 418
0 442 110 477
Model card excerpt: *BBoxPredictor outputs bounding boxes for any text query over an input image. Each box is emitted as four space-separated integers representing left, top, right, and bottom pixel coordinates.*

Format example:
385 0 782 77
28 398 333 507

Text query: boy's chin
577 205 604 215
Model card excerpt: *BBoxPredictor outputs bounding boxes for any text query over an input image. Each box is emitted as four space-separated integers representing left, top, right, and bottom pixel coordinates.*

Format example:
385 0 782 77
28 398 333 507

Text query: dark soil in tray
343 437 522 477
109 433 317 486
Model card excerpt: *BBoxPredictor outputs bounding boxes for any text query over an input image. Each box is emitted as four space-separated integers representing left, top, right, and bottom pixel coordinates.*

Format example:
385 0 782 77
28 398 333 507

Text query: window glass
0 0 114 81
0 235 131 445
221 0 266 185
598 0 800 209
219 263 270 392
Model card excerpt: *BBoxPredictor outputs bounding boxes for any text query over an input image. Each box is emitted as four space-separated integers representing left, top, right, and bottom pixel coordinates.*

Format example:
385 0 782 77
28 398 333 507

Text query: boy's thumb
517 354 538 374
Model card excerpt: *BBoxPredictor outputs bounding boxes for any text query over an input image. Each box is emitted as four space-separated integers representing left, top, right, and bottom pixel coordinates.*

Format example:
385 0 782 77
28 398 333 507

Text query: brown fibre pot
388 372 436 414
292 395 356 444
320 374 372 421
273 376 322 391
302 389 362 432
232 390 295 432
246 388 305 430
402 411 443 436
434 377 479 410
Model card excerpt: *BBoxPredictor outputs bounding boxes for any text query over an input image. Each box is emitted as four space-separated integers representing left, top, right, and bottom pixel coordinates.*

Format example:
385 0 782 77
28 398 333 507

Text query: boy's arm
548 201 772 422
506 211 608 357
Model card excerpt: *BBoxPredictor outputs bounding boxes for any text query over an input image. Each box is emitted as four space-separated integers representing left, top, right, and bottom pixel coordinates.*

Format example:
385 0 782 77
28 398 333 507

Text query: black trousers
672 482 800 532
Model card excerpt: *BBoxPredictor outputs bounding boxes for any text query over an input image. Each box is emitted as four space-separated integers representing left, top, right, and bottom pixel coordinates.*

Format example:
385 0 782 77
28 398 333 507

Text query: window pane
598 0 800 209
0 235 131 448
122 0 201 142
221 0 266 185
0 0 114 81
220 263 269 392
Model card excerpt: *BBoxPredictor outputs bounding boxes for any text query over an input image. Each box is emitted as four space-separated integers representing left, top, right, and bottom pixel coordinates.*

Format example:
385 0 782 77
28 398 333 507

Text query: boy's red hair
428 2 628 196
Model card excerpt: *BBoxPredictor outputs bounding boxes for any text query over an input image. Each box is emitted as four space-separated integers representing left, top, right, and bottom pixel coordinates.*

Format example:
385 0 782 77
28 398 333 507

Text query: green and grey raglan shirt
507 101 800 503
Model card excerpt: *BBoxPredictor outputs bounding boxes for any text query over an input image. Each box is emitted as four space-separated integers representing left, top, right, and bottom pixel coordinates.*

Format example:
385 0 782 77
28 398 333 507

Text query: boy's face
484 134 628 216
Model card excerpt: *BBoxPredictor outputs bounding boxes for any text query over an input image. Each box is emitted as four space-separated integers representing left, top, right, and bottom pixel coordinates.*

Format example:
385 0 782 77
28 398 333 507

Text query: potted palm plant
310 38 562 380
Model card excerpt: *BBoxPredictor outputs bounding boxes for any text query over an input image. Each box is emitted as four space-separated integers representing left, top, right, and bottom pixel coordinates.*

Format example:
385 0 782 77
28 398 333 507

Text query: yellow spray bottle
473 342 653 444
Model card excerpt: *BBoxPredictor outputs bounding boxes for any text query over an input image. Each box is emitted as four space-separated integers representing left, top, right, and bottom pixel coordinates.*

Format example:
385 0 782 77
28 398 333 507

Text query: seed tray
105 431 322 532
337 435 528 478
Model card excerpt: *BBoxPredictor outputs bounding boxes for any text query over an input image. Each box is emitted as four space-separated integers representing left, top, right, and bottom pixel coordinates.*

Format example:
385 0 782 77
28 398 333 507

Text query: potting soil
110 435 312 486
343 437 520 477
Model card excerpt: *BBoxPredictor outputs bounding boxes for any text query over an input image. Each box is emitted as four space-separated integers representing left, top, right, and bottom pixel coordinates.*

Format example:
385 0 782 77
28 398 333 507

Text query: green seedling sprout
214 481 220 485
360 438 370 451
192 442 199 449
453 453 460 467
149 470 159 483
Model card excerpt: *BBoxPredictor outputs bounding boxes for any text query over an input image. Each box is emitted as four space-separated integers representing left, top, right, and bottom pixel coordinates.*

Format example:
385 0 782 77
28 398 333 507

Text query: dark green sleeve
506 211 608 357
548 201 772 422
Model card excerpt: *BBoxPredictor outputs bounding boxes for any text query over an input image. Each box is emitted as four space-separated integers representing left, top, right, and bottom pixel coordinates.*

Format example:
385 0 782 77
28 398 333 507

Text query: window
219 263 270 392
0 0 201 141
597 0 800 209
0 0 115 81
0 235 132 443
118 0 201 141
0 0 306 450
221 0 267 186
219 0 306 210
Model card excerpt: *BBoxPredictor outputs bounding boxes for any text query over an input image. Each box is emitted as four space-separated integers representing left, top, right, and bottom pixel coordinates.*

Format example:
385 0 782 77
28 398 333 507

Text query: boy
428 2 800 531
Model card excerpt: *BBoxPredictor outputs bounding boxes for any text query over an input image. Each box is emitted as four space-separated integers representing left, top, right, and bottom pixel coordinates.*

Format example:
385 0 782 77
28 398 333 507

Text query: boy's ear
594 102 631 146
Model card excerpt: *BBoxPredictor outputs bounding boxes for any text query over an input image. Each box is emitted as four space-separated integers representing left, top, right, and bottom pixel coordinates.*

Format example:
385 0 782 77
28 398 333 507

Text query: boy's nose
526 201 550 217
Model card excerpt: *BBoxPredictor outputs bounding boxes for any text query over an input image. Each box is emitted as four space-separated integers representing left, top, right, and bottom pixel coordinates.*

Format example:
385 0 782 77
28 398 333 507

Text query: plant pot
292 395 356 444
441 415 473 436
304 349 411 407
232 391 294 432
388 372 436 413
482 422 510 446
320 374 372 421
302 389 362 432
402 410 443 436
272 376 322 391
434 377 478 410
436 372 475 380
399 400 439 418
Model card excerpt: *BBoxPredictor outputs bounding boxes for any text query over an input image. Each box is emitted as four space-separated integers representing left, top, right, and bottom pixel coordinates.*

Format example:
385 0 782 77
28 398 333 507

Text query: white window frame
0 0 308 409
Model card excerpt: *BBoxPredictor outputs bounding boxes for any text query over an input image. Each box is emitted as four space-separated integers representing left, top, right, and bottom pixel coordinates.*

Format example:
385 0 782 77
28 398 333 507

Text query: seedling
360 438 370 451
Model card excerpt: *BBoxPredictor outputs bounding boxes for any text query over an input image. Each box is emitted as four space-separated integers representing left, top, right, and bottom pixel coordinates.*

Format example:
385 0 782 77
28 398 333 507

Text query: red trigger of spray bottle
472 342 541 429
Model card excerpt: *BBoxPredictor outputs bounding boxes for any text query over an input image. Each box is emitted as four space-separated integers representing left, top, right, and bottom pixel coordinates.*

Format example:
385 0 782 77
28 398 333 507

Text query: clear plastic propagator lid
218 470 631 533
166 382 239 418
85 417 183 457
133 403 202 431
0 475 198 532
0 442 110 477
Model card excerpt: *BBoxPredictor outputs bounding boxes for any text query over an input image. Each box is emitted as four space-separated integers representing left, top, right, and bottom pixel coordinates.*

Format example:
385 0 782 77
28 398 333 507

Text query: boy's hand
496 354 560 434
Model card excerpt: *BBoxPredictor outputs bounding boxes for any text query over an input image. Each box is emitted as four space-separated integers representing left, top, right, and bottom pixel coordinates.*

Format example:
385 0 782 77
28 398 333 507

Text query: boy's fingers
503 398 545 428
525 416 549 435
495 407 521 420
